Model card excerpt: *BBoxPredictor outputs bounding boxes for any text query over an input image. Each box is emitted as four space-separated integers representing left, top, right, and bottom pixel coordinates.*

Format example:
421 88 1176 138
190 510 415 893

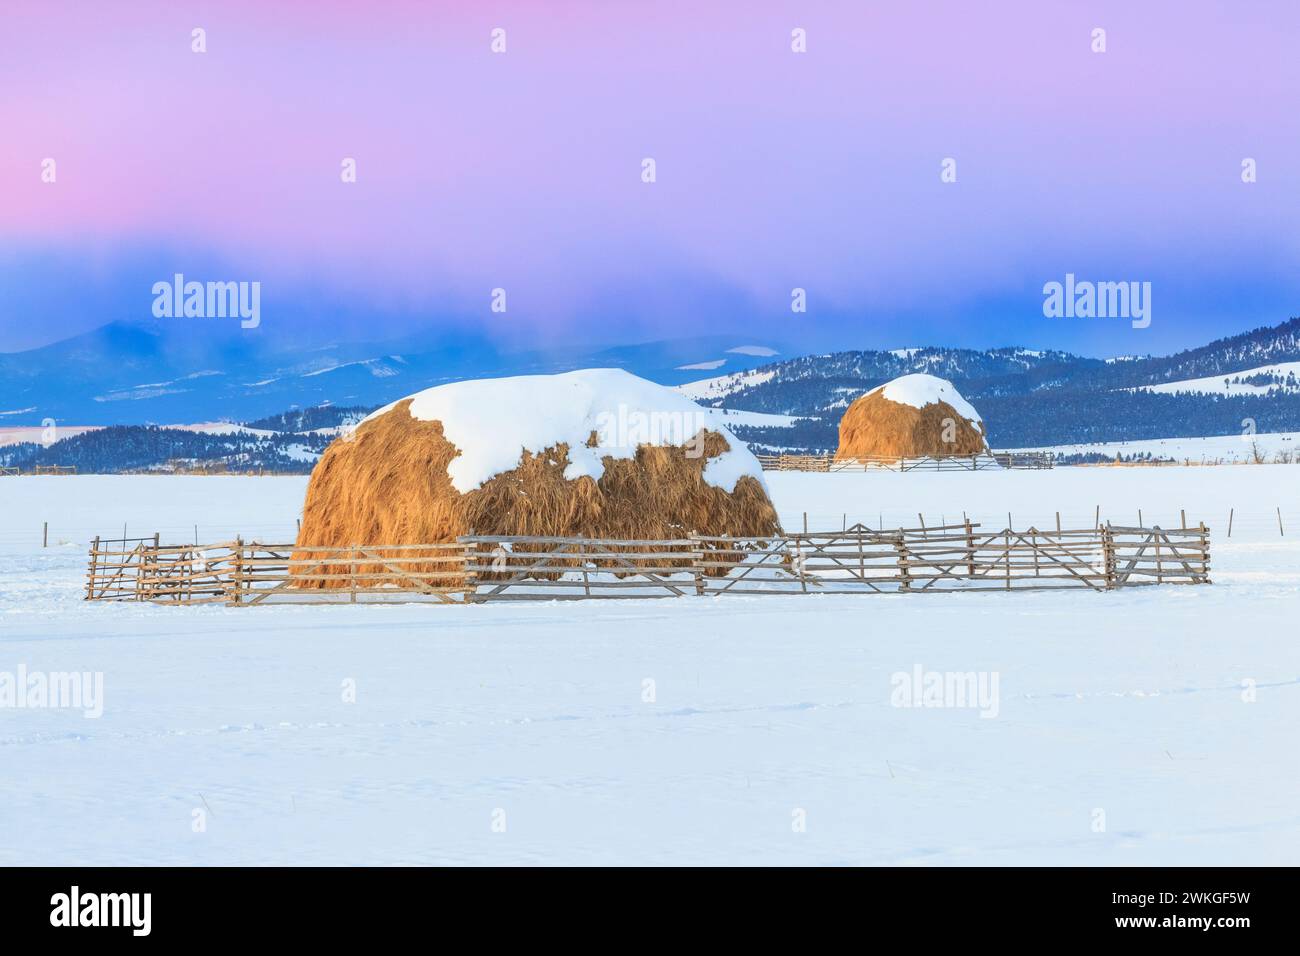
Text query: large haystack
835 373 987 461
293 368 780 587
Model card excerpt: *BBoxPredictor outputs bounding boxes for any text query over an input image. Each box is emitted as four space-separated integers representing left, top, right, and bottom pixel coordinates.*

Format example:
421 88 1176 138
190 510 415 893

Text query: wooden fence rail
755 452 1054 472
84 520 1209 605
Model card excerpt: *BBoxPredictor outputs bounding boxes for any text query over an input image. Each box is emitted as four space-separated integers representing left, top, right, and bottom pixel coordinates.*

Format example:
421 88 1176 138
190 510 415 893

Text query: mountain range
689 318 1300 451
4 316 1300 470
0 320 788 427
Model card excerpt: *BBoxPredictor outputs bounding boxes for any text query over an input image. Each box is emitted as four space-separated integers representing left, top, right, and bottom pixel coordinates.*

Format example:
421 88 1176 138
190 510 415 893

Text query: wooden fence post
179 545 191 604
689 532 705 596
231 537 244 606
794 535 808 593
86 536 99 600
579 534 591 597
964 517 975 577
1101 525 1116 590
457 537 475 603
1004 528 1012 590
1200 522 1210 581
894 532 911 592
857 527 867 582
1155 528 1163 584
349 545 358 603
137 533 160 602
132 540 143 602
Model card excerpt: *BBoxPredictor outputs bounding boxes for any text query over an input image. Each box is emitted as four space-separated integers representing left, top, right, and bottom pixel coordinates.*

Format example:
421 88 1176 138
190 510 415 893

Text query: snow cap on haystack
293 368 780 586
835 373 987 460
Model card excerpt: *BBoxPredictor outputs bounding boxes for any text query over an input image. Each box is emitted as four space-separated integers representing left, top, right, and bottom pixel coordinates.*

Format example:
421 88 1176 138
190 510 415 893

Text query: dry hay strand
292 399 781 588
835 390 986 461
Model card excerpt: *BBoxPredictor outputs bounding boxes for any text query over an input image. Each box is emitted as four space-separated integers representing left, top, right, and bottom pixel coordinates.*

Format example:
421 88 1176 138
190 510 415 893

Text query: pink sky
3 0 1299 352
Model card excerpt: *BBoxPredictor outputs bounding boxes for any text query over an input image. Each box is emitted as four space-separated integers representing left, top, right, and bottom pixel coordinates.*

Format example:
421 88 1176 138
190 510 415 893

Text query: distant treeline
732 392 1300 453
7 387 1299 473
0 425 330 473
978 391 1300 447
244 404 374 432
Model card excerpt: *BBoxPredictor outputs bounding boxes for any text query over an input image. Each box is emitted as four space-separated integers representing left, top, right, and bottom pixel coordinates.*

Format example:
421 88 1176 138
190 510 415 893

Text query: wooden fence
0 465 77 476
85 534 161 600
85 520 1209 605
755 452 1053 472
991 451 1056 470
153 464 297 476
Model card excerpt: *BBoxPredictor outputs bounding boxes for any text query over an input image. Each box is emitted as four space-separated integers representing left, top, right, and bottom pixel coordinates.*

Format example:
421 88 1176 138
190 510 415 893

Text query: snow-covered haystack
835 373 988 461
293 368 780 587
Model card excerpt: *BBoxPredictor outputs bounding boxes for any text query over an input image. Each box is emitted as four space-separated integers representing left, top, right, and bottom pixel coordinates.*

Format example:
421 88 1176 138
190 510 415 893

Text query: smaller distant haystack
835 374 987 461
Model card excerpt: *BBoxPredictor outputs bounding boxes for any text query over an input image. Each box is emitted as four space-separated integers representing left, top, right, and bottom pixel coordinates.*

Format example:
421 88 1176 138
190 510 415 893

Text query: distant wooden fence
755 452 1053 472
0 463 300 478
85 520 1209 605
155 464 296 476
990 451 1055 470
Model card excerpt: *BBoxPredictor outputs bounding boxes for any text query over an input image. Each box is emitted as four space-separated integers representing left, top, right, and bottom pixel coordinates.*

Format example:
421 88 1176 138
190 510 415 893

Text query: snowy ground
1 468 1297 865
1131 360 1300 397
1008 430 1300 465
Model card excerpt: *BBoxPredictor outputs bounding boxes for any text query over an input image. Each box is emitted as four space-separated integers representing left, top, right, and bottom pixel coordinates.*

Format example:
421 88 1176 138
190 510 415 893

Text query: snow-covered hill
1131 361 1300 397
678 367 780 402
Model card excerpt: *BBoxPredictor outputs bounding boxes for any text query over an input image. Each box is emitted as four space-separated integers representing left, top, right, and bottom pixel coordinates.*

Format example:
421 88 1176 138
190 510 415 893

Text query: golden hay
292 399 780 588
835 389 987 461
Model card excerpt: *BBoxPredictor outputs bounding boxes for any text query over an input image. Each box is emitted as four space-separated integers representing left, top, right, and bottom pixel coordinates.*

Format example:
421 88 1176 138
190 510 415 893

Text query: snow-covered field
1010 431 1300 464
2 467 1297 865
